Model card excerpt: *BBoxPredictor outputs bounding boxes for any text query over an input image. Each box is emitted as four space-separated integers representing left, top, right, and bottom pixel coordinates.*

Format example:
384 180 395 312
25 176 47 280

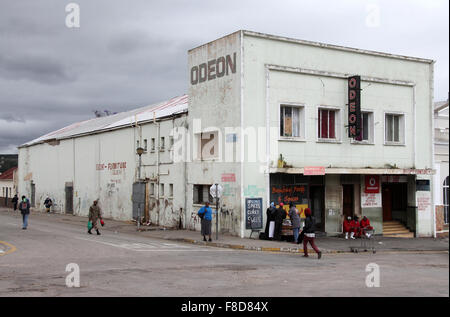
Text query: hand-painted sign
270 184 308 206
365 175 380 193
348 75 361 138
245 198 263 229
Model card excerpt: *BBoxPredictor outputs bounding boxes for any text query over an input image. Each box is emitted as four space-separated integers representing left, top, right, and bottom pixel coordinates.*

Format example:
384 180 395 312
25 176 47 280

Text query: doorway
309 185 325 231
343 184 354 219
65 185 73 214
30 182 36 207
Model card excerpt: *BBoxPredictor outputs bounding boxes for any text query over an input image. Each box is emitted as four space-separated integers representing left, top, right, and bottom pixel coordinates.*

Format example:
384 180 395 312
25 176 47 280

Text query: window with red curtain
319 109 336 139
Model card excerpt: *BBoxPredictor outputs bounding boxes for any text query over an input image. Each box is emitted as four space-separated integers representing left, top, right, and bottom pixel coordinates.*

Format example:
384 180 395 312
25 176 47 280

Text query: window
197 131 218 159
151 138 155 151
136 140 140 149
169 184 174 197
354 112 374 143
385 113 405 144
160 183 165 197
150 183 155 196
444 177 449 224
160 137 165 151
193 185 213 204
318 108 338 139
144 139 148 151
280 105 304 138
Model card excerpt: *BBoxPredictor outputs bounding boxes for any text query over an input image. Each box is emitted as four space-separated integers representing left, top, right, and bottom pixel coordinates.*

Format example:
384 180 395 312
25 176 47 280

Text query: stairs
383 221 414 238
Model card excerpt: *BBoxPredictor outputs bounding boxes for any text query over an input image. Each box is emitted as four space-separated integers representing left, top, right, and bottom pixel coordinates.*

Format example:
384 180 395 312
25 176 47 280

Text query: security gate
132 182 146 220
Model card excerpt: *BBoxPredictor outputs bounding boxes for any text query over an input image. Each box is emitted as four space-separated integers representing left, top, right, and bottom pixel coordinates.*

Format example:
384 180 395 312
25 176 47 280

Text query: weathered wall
187 31 243 235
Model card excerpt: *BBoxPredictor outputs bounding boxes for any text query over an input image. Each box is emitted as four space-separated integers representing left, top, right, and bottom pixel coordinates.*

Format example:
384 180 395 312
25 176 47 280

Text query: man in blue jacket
198 202 213 242
18 195 31 230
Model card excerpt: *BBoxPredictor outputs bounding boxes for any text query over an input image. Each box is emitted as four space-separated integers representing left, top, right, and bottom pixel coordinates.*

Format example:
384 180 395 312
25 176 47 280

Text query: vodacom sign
365 175 380 193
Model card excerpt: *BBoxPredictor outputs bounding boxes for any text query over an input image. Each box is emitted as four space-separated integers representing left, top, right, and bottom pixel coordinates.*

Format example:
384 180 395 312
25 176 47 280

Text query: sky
0 0 448 154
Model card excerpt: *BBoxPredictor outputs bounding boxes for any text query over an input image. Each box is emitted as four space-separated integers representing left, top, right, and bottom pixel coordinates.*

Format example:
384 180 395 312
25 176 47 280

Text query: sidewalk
2 208 448 254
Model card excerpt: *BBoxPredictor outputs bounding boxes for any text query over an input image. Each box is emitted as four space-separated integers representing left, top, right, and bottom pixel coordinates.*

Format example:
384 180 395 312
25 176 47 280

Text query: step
383 229 411 234
383 233 415 238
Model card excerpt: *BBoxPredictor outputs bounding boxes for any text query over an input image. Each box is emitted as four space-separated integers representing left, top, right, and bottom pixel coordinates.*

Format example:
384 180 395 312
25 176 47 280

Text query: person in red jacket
360 216 374 238
350 216 360 239
343 216 352 239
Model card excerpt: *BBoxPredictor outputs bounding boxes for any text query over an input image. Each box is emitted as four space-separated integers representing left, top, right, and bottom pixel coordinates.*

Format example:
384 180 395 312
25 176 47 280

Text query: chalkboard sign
245 198 263 229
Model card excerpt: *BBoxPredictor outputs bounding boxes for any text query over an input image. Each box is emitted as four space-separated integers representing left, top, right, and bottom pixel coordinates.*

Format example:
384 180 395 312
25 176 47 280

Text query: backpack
21 201 28 210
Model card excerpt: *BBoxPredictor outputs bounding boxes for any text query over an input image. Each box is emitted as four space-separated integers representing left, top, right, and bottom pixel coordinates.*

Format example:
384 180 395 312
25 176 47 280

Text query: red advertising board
303 166 325 175
365 175 380 193
221 173 236 182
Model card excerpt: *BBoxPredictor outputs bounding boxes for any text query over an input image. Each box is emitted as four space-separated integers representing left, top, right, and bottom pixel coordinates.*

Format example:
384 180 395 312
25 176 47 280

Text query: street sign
210 184 223 198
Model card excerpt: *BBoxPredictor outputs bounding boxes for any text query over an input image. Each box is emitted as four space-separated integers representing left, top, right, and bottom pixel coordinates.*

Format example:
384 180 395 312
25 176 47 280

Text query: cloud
0 0 448 153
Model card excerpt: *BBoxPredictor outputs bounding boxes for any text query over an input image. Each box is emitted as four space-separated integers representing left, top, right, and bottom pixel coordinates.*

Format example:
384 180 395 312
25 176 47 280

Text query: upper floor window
318 108 339 140
385 113 405 144
354 112 374 143
280 105 305 138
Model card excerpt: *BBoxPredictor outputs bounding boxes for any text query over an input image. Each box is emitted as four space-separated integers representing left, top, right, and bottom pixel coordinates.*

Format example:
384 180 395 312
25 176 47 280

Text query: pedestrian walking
288 202 301 243
18 195 30 230
88 200 103 235
12 194 18 211
302 208 322 259
198 201 213 242
274 203 286 241
264 202 277 240
44 197 53 213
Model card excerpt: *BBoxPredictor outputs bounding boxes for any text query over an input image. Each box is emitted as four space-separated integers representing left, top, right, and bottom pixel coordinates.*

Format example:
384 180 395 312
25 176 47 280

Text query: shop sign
361 192 382 208
348 75 361 138
221 173 236 182
365 175 380 193
416 180 430 191
245 198 263 229
304 166 325 175
270 184 309 217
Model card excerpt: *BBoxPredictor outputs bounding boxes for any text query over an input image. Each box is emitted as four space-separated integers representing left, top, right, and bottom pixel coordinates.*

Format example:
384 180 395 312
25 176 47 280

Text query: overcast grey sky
0 0 448 154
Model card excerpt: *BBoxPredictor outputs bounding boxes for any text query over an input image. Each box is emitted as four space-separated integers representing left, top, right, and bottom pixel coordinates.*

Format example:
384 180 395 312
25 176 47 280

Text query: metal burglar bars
348 75 362 138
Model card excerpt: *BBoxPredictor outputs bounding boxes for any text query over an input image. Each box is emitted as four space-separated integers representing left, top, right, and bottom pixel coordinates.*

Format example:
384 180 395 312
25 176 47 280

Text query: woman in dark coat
274 203 286 241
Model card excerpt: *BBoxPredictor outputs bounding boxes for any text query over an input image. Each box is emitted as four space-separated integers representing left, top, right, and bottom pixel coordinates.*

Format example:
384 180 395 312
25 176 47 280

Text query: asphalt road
0 212 448 297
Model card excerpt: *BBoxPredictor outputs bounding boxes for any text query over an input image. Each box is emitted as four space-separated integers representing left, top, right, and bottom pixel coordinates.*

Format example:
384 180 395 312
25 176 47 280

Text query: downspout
430 61 437 238
239 30 245 238
265 66 271 222
155 112 160 226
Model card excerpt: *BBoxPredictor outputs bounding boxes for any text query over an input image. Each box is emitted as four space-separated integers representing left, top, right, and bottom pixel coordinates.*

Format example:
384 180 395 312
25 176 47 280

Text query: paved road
0 212 448 297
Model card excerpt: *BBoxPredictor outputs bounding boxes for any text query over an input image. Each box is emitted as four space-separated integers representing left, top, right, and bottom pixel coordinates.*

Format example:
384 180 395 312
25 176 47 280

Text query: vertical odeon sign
348 75 361 138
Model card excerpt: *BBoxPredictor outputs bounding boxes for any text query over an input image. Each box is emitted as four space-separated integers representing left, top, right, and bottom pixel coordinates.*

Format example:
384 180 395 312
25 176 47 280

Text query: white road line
73 236 232 252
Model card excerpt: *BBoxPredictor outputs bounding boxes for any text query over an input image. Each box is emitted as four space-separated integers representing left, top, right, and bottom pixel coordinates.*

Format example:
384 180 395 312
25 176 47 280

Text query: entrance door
310 185 325 231
30 182 36 207
343 184 354 219
382 185 392 221
65 186 73 214
5 187 8 206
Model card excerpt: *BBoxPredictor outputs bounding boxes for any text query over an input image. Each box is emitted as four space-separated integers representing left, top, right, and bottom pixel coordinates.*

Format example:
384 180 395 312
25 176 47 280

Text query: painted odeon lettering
190 52 237 85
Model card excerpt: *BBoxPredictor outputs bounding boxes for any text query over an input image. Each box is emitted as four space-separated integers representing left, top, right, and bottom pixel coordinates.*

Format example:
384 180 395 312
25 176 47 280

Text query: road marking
73 236 232 252
0 241 17 256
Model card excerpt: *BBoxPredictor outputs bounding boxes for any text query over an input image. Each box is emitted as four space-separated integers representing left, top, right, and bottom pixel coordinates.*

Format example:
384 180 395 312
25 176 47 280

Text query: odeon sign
190 52 237 85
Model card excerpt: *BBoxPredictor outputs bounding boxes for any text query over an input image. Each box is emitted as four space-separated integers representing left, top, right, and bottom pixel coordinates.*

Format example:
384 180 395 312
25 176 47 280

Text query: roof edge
242 30 435 64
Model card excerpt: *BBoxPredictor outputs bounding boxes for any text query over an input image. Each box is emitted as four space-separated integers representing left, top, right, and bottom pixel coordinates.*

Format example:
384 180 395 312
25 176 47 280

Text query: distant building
433 98 449 233
18 31 437 237
0 154 18 174
0 166 18 207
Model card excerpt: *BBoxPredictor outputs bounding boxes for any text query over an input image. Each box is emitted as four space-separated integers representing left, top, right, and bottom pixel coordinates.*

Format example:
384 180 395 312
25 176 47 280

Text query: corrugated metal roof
21 94 188 148
0 166 17 180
